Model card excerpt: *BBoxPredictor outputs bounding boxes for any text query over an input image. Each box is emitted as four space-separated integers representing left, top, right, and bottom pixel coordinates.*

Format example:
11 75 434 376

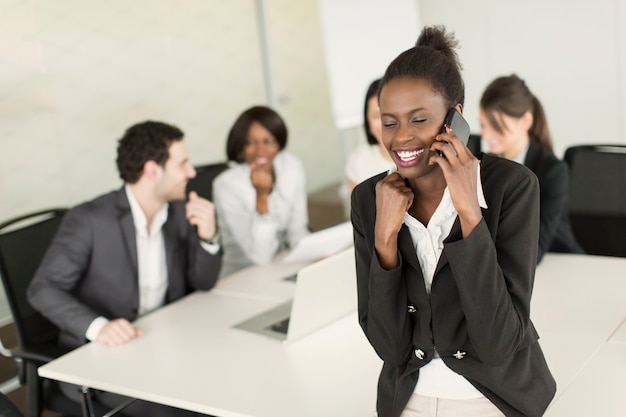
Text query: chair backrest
186 162 229 201
0 208 67 348
563 145 626 257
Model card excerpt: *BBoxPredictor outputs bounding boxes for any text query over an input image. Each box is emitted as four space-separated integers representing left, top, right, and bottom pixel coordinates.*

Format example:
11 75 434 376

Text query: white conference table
211 254 310 302
532 254 626 417
38 253 626 417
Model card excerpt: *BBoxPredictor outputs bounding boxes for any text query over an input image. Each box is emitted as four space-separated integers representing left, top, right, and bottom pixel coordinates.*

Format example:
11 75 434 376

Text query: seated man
28 121 222 416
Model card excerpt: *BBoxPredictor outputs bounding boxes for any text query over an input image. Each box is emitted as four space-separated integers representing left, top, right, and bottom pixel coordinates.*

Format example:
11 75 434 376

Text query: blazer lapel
523 140 541 171
162 205 175 289
434 216 463 276
398 224 420 272
116 188 138 274
397 224 429 300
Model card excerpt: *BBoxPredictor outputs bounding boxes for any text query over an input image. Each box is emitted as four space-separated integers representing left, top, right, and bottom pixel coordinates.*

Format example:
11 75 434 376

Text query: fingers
186 194 214 221
430 126 473 167
376 173 414 217
186 193 217 240
250 169 274 194
96 319 142 346
374 173 413 266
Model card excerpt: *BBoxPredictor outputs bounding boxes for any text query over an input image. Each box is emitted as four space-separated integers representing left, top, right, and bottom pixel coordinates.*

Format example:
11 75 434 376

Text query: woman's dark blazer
524 140 584 262
351 154 556 417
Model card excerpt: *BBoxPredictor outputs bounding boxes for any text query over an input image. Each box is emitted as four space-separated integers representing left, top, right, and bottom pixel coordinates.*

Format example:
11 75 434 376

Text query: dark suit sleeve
185 230 222 291
351 181 414 367
164 202 222 297
27 205 101 341
445 168 540 366
536 160 569 262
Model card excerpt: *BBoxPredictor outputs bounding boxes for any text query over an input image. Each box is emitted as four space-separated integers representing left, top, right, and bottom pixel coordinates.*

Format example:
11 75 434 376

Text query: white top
403 166 488 399
125 185 169 316
345 143 395 185
213 151 310 277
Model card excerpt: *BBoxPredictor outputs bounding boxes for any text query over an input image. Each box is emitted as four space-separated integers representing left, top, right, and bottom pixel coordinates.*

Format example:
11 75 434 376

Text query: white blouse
404 166 488 399
213 151 310 277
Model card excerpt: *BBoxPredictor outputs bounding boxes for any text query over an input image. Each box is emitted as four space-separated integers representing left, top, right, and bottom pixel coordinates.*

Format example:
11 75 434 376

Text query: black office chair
0 208 83 417
563 144 626 257
186 162 229 201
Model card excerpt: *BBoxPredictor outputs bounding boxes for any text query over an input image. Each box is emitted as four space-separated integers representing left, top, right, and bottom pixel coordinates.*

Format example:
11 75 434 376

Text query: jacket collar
115 187 138 273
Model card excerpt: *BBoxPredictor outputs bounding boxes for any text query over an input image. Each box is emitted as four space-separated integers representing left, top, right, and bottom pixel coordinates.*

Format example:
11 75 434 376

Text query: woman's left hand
429 126 483 237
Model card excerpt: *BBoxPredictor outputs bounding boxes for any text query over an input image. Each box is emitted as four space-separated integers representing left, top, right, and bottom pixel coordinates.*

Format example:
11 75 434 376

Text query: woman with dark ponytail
480 75 584 262
351 26 555 417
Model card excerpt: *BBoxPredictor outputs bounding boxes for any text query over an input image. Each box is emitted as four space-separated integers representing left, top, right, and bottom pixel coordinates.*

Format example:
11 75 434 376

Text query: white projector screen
317 0 421 130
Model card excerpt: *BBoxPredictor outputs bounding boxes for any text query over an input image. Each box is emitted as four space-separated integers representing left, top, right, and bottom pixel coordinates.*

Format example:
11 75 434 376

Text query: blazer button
407 305 416 313
415 349 425 360
453 350 466 360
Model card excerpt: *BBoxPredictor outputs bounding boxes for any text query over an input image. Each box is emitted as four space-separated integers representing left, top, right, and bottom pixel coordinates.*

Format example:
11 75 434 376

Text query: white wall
0 0 340 224
317 0 421 130
417 0 626 158
0 0 339 324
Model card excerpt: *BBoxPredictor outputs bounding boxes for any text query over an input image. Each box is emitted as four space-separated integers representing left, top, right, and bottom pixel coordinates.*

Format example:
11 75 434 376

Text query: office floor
1 183 347 416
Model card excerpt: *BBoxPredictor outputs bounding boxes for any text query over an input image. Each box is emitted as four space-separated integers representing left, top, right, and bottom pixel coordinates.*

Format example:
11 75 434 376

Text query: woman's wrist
375 231 399 270
256 192 270 214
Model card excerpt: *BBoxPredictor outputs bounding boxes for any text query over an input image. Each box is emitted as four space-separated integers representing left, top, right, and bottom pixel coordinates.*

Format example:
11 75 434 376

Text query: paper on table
282 221 353 263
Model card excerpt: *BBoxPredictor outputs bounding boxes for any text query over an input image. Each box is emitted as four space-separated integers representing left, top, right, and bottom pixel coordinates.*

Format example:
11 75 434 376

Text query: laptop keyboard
283 273 297 282
269 317 290 334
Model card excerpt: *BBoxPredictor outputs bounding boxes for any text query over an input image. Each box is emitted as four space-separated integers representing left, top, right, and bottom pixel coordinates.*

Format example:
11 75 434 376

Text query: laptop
281 221 353 264
232 246 356 343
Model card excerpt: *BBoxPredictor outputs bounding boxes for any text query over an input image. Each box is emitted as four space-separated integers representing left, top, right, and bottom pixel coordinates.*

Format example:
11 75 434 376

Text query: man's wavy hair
116 121 184 184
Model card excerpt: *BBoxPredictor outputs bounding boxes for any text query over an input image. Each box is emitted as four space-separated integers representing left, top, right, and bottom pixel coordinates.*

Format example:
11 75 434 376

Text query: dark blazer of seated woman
524 139 584 260
480 74 584 262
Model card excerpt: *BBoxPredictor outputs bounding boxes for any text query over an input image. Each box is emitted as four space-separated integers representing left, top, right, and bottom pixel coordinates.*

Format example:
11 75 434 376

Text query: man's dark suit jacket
524 140 584 261
28 187 222 349
351 154 556 417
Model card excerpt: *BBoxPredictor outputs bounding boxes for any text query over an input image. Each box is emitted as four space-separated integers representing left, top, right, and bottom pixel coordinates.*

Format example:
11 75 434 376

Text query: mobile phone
436 108 471 157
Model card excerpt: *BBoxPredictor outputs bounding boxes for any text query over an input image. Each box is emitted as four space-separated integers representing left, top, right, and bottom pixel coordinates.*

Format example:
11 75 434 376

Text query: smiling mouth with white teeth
395 148 425 163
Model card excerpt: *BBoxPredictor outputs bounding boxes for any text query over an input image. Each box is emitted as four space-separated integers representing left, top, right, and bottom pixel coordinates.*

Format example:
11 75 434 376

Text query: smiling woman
213 106 310 277
350 25 555 417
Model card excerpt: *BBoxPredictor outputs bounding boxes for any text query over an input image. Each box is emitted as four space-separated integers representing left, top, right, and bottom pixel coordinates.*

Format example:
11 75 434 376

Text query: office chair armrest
11 343 72 364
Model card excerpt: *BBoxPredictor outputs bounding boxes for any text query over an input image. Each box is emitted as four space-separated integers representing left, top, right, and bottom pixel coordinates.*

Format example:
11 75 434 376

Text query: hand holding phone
436 108 470 157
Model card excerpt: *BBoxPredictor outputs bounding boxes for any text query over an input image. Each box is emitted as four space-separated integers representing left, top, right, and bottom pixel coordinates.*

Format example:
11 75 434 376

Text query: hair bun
415 25 461 70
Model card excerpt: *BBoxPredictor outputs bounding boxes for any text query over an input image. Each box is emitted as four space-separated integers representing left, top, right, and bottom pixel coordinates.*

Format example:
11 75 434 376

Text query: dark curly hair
226 106 287 162
116 121 184 184
380 25 464 109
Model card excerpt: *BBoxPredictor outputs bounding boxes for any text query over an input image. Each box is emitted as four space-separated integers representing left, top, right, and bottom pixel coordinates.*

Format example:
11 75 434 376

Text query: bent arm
446 170 540 365
351 184 413 367
186 224 222 290
27 206 101 341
